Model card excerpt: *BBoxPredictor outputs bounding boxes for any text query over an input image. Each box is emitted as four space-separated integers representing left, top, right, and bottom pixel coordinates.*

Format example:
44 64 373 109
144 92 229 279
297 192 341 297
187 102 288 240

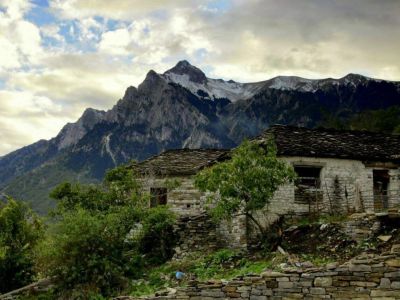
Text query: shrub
37 206 177 297
37 165 178 297
37 208 134 296
0 197 43 293
138 206 177 264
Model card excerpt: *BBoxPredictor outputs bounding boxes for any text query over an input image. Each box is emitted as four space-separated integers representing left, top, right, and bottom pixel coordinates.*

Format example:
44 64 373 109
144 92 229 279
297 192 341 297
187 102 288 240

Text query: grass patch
126 247 343 297
297 254 336 266
127 249 275 297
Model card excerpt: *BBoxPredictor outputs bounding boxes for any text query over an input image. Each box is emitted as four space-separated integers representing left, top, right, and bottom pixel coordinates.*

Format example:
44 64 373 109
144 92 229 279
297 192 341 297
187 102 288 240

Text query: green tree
320 106 400 134
138 206 177 263
194 140 296 236
349 106 400 133
37 166 176 297
50 166 143 213
0 197 43 293
37 208 137 296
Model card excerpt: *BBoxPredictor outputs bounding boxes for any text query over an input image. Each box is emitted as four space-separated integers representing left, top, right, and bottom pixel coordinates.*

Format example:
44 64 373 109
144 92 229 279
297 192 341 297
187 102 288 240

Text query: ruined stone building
134 148 230 215
133 125 400 249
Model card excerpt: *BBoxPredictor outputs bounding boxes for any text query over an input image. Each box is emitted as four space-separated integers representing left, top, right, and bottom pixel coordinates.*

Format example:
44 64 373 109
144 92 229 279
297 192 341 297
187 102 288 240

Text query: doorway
373 169 389 211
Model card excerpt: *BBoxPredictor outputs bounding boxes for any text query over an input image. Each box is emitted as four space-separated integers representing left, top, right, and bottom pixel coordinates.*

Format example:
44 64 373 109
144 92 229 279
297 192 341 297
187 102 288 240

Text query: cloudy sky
0 0 399 156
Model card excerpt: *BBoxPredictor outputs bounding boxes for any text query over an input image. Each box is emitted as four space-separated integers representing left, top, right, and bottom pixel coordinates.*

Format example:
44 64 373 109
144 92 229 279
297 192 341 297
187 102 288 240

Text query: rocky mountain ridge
1 60 400 213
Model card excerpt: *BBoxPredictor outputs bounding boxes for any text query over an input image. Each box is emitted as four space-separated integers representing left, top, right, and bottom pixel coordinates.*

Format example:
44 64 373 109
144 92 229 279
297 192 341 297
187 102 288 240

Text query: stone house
257 125 400 216
134 148 230 215
133 148 248 250
133 125 400 249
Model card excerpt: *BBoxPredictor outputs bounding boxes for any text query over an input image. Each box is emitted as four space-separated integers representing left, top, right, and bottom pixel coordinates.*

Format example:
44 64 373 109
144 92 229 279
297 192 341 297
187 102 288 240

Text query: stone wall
123 245 400 300
140 160 400 253
269 156 400 217
172 212 248 260
342 213 382 242
141 157 400 221
216 215 248 250
172 214 219 260
141 176 205 216
141 176 248 252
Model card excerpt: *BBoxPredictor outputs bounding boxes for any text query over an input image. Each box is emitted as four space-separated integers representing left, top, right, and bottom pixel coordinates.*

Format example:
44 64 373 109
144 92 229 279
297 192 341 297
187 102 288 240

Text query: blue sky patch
207 0 232 12
26 0 55 26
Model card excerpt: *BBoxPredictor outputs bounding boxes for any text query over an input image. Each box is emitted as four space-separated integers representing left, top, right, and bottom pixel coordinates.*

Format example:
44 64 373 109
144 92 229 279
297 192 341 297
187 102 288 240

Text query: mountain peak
138 69 166 91
164 60 207 84
175 60 192 68
340 73 369 85
343 73 367 80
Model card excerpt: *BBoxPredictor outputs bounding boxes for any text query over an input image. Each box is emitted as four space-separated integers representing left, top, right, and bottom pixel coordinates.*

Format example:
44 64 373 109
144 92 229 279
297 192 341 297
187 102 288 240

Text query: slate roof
134 126 400 177
134 148 230 176
256 125 400 162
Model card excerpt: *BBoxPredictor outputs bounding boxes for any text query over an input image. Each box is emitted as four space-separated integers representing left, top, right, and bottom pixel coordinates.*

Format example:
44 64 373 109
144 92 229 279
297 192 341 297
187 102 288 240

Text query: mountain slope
1 60 400 214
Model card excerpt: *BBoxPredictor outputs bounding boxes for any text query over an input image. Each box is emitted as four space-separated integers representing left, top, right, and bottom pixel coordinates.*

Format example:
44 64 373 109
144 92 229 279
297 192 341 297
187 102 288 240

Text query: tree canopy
36 166 176 298
195 139 296 235
0 197 43 293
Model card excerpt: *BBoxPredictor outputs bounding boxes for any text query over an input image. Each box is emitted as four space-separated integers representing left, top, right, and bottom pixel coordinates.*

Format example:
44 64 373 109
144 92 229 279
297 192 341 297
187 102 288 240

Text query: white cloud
99 28 131 55
1 0 400 156
0 0 43 70
50 0 200 20
0 90 68 155
77 17 104 42
200 0 400 81
97 9 215 67
0 36 20 69
40 24 64 43
13 20 42 59
0 0 32 21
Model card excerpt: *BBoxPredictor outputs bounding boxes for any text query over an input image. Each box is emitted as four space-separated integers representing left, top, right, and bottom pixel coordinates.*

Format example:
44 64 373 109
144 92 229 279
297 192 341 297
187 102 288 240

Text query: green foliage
36 166 177 297
37 208 133 296
3 163 96 215
50 167 143 213
195 139 296 233
320 106 400 134
298 254 336 267
129 249 272 296
207 249 237 265
191 249 243 280
349 106 400 133
138 206 177 264
0 197 43 293
164 178 182 191
104 165 142 200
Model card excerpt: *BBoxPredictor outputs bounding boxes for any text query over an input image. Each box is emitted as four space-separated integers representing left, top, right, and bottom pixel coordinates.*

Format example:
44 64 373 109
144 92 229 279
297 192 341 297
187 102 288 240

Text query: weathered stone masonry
134 149 248 251
270 156 400 215
133 126 400 252
126 245 400 300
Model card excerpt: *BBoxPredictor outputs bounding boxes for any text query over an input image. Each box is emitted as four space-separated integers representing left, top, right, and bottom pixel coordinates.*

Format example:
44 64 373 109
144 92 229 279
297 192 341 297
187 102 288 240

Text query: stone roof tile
256 125 400 162
134 148 230 176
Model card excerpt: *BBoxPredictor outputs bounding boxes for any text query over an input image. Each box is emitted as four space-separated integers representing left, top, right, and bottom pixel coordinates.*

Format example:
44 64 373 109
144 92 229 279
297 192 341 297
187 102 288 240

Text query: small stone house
133 125 400 249
134 148 230 215
258 125 400 216
133 148 248 250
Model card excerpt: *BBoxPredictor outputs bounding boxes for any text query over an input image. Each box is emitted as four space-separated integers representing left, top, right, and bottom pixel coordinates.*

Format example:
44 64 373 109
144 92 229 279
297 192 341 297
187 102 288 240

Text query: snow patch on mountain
161 61 392 100
263 74 386 93
265 76 317 92
162 72 265 102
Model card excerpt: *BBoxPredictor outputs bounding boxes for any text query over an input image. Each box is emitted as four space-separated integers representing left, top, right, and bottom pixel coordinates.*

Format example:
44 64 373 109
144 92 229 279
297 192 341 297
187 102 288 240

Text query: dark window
150 187 168 207
294 166 322 203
